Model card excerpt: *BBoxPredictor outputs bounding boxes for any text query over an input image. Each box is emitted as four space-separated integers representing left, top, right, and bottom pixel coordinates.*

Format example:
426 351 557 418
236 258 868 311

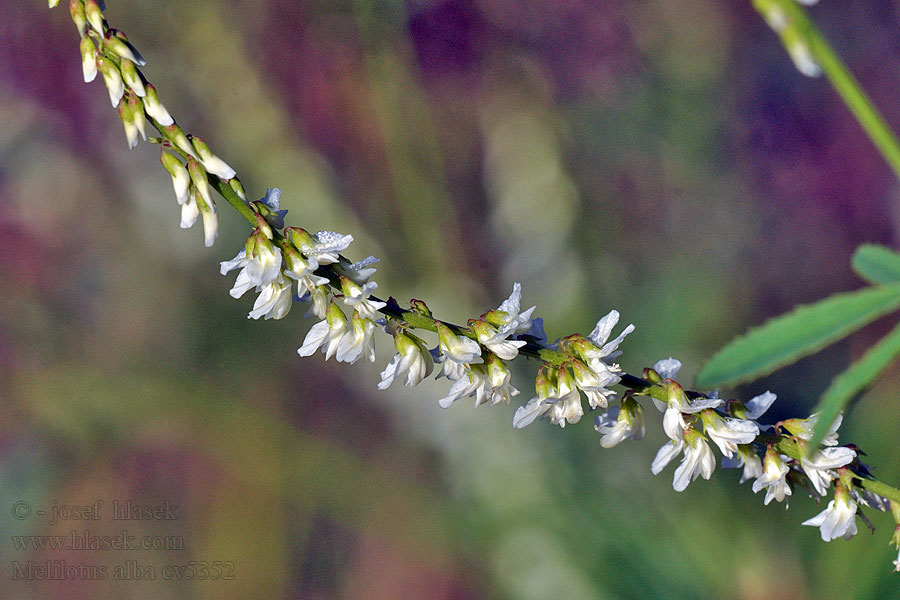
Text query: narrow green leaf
808 319 900 450
851 244 900 284
696 285 900 388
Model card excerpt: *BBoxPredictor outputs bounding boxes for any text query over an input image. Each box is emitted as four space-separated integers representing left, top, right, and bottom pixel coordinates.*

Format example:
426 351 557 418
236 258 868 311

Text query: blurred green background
3 1 900 598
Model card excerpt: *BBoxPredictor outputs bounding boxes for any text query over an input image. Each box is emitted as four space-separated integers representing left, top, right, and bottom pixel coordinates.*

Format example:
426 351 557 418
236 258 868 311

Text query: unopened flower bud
116 95 139 149
164 123 196 159
160 151 190 205
186 156 213 209
107 29 145 66
142 83 174 126
193 187 218 247
69 0 88 37
119 58 145 97
127 92 146 141
229 177 246 200
79 36 97 82
190 135 236 179
96 56 123 107
49 0 61 8
83 0 104 34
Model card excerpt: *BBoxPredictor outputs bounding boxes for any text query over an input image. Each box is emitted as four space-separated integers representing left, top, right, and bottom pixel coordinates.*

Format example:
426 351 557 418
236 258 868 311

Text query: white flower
545 368 584 428
722 444 763 484
701 410 759 459
800 446 856 497
160 151 190 205
340 277 386 321
336 312 376 364
248 274 292 320
653 357 682 380
470 319 526 360
190 135 236 180
435 322 482 370
743 391 777 421
142 83 174 126
79 37 97 82
784 412 844 446
298 230 353 265
585 310 634 366
486 354 518 406
802 484 858 542
336 255 380 285
220 236 283 299
301 287 329 320
283 246 329 300
672 432 716 492
651 439 685 476
651 427 715 492
439 365 490 409
297 302 348 360
512 368 556 429
484 282 536 336
570 359 620 409
594 396 644 448
378 332 433 390
438 357 516 410
96 56 124 107
180 189 200 229
752 447 792 505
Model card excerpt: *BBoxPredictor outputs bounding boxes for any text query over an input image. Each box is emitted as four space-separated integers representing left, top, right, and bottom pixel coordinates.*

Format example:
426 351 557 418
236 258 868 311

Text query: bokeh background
3 1 900 598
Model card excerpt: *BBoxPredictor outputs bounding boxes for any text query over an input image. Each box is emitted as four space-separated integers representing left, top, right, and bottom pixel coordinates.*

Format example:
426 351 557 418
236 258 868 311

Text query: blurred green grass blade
808 318 900 449
852 244 900 284
696 285 900 387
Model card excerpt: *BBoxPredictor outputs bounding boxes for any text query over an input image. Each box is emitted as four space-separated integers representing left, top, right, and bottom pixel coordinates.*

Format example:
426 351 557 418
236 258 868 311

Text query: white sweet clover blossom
340 276 387 321
221 231 283 301
434 322 482 380
439 356 517 409
286 228 353 266
544 367 585 428
779 412 856 496
800 446 856 497
752 446 793 506
594 395 644 448
700 409 759 459
570 359 619 410
782 412 844 446
190 135 236 180
467 283 536 360
336 311 377 364
652 427 716 493
378 330 434 390
803 482 858 542
735 444 764 483
512 368 557 429
297 301 349 361
248 273 293 320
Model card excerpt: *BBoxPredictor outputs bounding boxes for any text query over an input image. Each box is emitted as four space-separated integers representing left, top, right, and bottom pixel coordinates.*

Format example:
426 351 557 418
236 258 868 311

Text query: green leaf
696 285 900 388
851 244 900 284
807 319 900 450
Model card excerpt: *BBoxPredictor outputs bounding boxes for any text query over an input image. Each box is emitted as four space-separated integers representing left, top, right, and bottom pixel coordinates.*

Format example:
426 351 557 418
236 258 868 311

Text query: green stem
767 0 900 180
858 477 900 505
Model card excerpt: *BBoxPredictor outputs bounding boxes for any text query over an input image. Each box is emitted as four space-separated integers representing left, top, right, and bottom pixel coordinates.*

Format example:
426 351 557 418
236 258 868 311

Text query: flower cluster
51 0 900 575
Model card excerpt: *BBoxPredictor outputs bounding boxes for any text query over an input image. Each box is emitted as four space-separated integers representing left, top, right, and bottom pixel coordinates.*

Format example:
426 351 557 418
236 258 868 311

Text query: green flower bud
69 0 87 37
83 0 104 34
